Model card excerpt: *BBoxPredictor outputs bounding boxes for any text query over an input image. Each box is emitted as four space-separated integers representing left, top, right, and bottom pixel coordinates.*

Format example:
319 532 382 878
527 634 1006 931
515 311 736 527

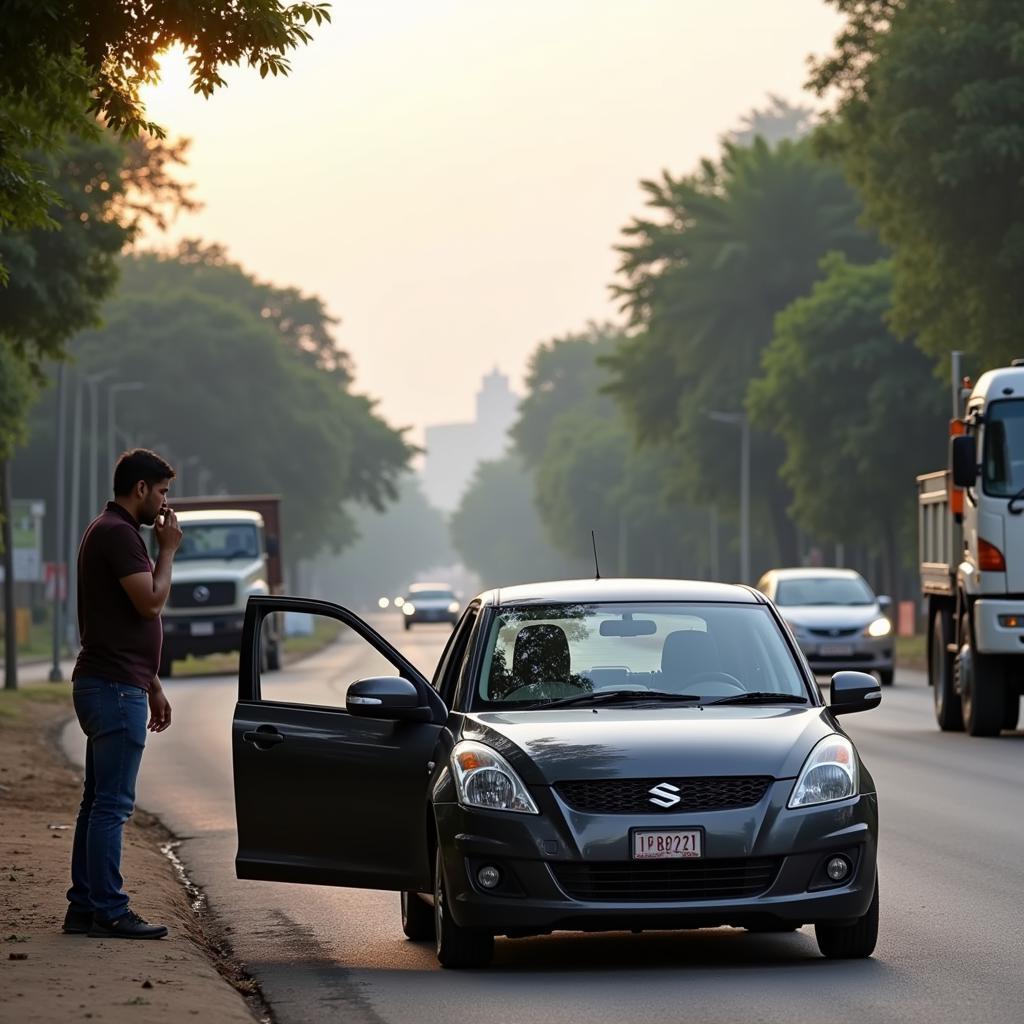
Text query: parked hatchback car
756 568 895 686
401 582 460 630
233 579 881 968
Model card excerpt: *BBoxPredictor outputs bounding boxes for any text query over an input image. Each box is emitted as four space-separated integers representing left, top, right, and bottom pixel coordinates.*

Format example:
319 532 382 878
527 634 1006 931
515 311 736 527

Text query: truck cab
920 364 1024 736
151 500 283 677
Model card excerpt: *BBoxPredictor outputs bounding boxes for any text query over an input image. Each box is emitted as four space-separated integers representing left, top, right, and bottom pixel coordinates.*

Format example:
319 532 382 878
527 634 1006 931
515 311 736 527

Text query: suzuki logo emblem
648 782 681 808
193 585 211 604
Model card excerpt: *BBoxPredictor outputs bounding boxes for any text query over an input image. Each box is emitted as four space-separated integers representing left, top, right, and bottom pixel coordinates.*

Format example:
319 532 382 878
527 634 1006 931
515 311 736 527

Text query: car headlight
788 734 858 809
402 603 415 616
448 601 460 614
864 616 891 638
450 741 539 814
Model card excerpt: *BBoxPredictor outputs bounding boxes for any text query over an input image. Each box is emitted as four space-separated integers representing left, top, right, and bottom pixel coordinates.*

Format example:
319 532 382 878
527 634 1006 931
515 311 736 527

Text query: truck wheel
815 879 878 959
400 890 435 941
434 848 494 968
931 610 961 731
159 655 173 679
958 615 1005 737
1003 688 1020 732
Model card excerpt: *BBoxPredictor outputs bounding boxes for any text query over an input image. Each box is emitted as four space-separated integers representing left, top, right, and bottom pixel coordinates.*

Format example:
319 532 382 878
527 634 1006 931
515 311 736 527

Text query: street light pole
49 365 68 682
709 411 751 584
107 381 144 469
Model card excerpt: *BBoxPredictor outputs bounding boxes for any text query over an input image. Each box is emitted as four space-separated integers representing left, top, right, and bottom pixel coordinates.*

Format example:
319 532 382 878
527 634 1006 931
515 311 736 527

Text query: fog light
477 865 501 889
826 856 851 882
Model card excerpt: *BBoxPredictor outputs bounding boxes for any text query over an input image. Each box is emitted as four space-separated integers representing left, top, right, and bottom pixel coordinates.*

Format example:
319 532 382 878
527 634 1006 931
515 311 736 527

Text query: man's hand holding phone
154 506 183 554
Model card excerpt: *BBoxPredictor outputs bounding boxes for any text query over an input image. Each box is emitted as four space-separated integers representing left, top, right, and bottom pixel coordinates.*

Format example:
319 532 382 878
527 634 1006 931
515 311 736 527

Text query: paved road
62 618 1024 1024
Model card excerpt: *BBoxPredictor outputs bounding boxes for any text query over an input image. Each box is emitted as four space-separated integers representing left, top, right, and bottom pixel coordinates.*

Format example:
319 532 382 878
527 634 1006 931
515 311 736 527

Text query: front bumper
796 635 893 675
971 598 1024 655
434 784 878 935
161 613 246 658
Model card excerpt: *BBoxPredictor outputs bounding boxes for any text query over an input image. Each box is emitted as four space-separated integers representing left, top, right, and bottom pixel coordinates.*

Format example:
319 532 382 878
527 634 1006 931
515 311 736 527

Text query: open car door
232 595 446 891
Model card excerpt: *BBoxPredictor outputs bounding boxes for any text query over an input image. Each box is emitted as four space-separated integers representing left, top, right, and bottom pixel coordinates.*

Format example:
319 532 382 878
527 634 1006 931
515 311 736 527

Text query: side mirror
877 595 893 613
951 434 977 488
265 535 280 558
346 676 431 722
829 671 881 715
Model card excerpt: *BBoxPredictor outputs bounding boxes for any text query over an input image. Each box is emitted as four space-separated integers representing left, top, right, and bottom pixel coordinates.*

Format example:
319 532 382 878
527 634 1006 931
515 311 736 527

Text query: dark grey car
232 579 881 968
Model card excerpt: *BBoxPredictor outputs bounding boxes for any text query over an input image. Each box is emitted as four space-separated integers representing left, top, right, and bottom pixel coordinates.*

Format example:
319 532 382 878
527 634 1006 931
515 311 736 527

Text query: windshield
152 523 261 562
475 602 806 708
407 590 454 601
774 577 874 607
983 400 1024 497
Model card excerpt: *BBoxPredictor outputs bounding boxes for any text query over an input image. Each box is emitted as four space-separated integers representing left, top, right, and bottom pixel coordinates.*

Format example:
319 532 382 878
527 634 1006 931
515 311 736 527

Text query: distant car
756 568 895 686
401 583 460 630
233 578 881 968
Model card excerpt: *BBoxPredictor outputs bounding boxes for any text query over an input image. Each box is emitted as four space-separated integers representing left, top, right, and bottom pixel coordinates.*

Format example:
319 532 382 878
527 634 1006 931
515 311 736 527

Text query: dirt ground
0 685 262 1024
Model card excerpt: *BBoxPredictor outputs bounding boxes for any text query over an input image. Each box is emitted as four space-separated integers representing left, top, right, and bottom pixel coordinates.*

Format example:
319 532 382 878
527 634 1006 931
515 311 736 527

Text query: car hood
461 706 835 784
170 557 265 583
777 604 880 630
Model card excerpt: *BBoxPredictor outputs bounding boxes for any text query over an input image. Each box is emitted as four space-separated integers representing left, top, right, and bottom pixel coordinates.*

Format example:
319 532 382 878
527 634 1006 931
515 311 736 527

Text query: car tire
266 636 282 672
815 879 878 959
434 848 494 969
1003 688 1020 732
931 610 962 732
877 669 894 687
404 621 412 631
958 615 1005 736
400 891 435 941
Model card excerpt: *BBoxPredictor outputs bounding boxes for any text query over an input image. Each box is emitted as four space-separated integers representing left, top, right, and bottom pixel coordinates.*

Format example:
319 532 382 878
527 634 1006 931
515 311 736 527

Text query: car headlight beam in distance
448 601 461 614
788 734 858 808
450 741 539 814
864 617 892 638
378 597 390 609
402 603 416 616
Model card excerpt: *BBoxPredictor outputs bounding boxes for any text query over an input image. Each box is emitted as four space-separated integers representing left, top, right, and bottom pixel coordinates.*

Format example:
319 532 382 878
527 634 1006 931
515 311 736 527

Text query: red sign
44 562 67 602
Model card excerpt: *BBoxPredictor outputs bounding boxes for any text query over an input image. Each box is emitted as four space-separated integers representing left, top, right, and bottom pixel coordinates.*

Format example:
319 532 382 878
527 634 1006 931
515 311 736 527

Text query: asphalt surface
62 616 1024 1024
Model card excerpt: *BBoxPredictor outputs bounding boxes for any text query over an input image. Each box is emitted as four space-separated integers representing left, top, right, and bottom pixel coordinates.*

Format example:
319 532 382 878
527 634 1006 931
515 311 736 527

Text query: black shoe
62 906 93 934
88 909 168 940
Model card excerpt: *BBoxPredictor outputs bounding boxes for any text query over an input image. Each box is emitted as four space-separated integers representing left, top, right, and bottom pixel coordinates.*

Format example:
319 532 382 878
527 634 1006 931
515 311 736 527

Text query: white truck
152 496 284 677
919 362 1024 736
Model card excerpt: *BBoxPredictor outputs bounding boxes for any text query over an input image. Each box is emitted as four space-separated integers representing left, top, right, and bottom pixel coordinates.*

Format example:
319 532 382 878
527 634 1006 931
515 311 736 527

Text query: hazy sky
141 1 843 443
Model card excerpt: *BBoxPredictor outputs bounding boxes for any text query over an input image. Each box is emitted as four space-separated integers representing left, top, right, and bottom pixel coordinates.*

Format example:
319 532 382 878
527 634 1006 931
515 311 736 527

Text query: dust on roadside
0 685 267 1023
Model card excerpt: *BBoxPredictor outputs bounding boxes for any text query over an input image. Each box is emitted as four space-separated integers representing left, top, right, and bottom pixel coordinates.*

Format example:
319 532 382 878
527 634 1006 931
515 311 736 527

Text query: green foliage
0 0 329 255
450 455 580 588
607 136 882 562
0 346 35 464
13 248 411 561
749 255 946 590
724 94 816 147
812 0 1024 365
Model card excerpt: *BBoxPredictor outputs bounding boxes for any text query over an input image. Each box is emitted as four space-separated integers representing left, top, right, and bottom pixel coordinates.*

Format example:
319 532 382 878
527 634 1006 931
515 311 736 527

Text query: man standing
64 449 182 939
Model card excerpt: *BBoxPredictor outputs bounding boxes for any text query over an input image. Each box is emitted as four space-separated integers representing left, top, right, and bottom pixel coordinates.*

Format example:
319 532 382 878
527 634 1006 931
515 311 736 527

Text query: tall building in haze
421 368 518 512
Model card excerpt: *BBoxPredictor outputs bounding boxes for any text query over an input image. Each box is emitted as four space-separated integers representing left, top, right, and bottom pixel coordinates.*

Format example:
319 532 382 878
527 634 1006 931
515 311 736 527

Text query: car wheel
958 616 1005 736
400 890 435 941
877 669 894 687
434 848 494 969
266 637 282 672
931 610 962 731
815 879 878 959
1002 687 1020 732
404 620 412 632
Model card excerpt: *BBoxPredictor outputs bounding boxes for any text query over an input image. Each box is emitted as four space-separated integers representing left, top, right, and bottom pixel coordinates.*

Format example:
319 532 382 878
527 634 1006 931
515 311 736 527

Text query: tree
450 456 581 588
0 1 329 252
606 136 882 564
725 94 816 147
748 255 946 596
811 0 1024 367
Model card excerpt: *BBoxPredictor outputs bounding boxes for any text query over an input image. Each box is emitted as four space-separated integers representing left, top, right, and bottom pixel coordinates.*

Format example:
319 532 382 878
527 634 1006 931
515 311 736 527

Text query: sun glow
140 45 194 114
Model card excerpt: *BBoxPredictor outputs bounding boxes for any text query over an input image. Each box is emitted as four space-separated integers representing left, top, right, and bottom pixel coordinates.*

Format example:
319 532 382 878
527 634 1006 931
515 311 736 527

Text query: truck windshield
151 523 261 561
983 400 1024 497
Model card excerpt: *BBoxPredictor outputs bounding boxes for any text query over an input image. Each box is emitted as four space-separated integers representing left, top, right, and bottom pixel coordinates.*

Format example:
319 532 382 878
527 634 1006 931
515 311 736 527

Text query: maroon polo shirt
72 501 162 691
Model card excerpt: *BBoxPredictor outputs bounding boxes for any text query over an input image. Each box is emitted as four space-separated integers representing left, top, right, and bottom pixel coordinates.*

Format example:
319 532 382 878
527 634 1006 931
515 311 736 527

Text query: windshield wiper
703 692 809 706
524 689 701 710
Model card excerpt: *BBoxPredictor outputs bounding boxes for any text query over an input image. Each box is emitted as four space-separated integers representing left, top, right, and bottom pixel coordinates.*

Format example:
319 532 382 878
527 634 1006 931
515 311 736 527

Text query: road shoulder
0 684 263 1023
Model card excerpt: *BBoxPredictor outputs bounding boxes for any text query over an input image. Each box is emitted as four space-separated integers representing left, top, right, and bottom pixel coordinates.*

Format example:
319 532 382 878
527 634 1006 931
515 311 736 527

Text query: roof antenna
591 530 601 581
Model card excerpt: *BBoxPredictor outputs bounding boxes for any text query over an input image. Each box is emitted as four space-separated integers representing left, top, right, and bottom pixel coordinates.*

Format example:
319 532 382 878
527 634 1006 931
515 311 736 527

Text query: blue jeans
66 677 148 920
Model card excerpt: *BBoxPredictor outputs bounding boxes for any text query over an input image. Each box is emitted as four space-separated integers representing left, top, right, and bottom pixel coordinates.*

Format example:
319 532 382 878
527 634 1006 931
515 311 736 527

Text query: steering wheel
680 671 745 694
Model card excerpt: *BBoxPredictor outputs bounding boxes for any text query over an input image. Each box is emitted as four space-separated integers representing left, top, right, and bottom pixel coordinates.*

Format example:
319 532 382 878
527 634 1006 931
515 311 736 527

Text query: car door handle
243 728 285 749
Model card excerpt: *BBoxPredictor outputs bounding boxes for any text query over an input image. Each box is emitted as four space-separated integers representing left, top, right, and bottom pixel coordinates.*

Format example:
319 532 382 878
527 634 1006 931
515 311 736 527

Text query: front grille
555 776 772 815
169 581 236 608
808 627 861 638
552 857 781 902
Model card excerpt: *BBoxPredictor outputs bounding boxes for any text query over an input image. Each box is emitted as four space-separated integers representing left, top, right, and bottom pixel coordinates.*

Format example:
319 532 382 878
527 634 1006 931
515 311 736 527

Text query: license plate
819 643 854 656
190 621 215 636
632 829 702 860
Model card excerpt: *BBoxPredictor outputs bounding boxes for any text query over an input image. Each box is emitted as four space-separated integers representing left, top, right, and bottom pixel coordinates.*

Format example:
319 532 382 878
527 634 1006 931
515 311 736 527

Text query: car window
774 577 874 607
432 604 478 703
474 602 805 708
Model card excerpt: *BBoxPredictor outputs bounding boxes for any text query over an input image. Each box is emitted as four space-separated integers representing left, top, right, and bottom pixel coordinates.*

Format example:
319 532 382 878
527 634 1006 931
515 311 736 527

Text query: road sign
0 499 45 583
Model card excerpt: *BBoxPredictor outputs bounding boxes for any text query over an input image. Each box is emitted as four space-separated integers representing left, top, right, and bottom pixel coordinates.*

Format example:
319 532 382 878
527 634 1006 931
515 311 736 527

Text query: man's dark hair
112 449 176 497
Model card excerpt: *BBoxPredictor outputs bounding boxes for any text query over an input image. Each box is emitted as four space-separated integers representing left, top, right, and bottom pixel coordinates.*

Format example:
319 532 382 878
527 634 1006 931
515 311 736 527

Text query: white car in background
401 583 461 630
756 568 895 686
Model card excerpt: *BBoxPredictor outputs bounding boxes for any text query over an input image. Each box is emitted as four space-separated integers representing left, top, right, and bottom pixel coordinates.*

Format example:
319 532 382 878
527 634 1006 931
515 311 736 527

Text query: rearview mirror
346 676 432 722
951 434 977 488
829 671 881 715
600 617 657 637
